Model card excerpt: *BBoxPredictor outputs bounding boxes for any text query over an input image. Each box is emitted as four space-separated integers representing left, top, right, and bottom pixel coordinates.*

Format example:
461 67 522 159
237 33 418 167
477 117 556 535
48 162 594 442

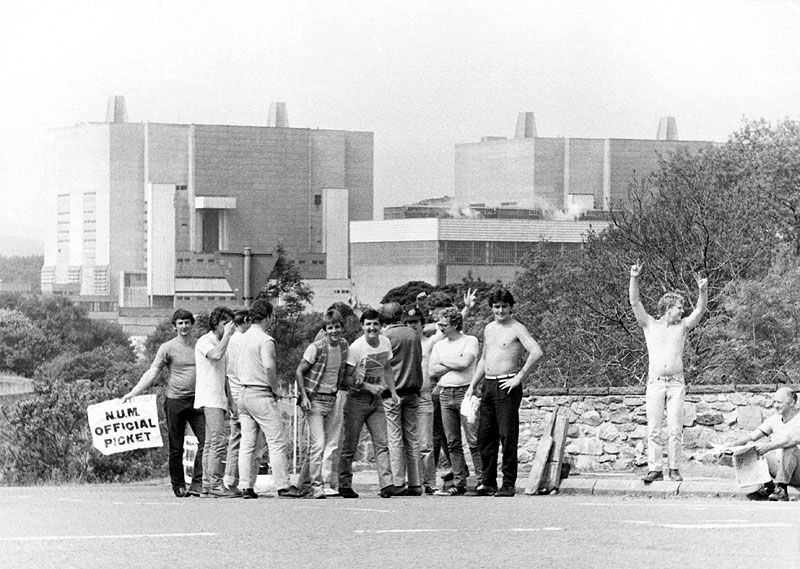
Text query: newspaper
712 443 772 488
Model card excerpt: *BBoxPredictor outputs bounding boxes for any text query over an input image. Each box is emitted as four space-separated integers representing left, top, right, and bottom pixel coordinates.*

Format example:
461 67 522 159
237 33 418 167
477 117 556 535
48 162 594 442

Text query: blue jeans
165 396 205 492
384 393 421 488
338 391 392 490
478 380 523 489
238 386 289 490
439 385 470 488
299 394 338 489
202 407 227 491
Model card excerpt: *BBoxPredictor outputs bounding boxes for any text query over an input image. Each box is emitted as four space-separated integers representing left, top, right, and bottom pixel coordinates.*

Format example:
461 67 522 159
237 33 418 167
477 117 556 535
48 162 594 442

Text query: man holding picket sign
122 308 205 498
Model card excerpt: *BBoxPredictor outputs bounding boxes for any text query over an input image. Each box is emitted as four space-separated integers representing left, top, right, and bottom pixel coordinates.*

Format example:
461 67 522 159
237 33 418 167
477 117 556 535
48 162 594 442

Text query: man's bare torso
643 318 687 379
483 319 527 376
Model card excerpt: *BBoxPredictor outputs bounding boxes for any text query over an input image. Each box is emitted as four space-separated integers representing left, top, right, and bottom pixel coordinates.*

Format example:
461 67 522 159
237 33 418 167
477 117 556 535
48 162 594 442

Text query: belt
485 373 517 380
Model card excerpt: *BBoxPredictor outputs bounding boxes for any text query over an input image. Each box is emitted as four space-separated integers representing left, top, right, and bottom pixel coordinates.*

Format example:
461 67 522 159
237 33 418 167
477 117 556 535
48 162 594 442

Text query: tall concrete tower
268 102 289 127
105 96 128 123
514 112 537 139
656 116 677 140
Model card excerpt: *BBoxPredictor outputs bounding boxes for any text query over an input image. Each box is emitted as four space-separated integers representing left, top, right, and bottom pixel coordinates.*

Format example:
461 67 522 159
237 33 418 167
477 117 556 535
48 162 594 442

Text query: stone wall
518 384 785 472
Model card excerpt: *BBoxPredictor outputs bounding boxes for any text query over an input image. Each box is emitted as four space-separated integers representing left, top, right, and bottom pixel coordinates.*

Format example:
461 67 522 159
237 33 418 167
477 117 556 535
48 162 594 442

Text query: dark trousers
165 396 206 491
478 380 522 488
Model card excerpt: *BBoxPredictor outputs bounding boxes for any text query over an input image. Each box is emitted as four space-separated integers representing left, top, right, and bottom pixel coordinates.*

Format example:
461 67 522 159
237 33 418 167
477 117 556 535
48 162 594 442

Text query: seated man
730 387 800 501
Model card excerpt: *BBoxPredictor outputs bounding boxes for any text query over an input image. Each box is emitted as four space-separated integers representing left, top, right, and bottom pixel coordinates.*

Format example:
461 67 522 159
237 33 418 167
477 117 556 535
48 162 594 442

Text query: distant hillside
0 234 44 256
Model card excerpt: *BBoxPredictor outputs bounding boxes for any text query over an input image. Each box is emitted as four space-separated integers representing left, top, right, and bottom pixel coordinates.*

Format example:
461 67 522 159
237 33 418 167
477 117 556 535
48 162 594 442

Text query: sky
1 0 799 245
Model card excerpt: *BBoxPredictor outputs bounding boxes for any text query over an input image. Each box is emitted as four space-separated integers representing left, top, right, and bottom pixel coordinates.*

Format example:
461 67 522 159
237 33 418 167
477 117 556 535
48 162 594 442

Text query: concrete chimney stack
514 112 537 139
656 116 677 140
105 96 128 123
268 102 289 127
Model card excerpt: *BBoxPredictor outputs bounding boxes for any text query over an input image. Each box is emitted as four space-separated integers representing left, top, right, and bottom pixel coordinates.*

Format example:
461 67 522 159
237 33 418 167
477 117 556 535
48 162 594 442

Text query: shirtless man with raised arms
466 288 543 497
629 262 708 482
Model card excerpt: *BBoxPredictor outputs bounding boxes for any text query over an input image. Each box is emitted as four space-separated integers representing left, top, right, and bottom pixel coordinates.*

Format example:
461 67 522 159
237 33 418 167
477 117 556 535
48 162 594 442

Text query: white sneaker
323 487 339 497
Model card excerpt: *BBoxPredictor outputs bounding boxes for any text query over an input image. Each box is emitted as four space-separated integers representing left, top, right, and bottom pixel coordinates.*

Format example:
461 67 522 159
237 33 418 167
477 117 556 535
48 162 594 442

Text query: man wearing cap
381 302 424 496
466 288 543 497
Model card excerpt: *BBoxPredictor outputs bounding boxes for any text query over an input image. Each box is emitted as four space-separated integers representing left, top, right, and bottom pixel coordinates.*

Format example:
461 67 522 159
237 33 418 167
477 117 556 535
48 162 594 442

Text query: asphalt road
1 483 798 569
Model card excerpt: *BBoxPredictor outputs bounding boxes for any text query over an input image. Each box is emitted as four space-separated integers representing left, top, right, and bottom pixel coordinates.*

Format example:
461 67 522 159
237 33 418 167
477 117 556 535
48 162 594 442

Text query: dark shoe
433 485 466 496
423 485 434 495
747 485 773 501
173 486 188 498
278 485 305 498
642 470 663 484
475 484 497 496
379 485 396 498
185 484 202 497
406 485 423 496
390 485 408 496
768 486 789 502
242 488 258 499
668 469 683 482
339 487 359 499
495 485 516 497
210 487 240 498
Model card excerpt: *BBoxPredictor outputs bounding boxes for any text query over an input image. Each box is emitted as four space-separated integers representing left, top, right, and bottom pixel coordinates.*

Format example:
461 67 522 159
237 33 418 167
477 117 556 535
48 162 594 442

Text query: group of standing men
122 286 544 499
117 262 800 501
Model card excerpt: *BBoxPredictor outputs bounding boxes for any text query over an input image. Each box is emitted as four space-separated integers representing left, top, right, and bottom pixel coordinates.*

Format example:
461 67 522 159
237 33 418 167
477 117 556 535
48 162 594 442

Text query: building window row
441 240 583 265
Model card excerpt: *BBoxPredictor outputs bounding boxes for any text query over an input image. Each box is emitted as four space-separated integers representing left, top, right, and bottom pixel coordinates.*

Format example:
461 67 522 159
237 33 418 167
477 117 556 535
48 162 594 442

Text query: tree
511 118 800 387
380 281 435 307
0 309 52 377
257 243 314 389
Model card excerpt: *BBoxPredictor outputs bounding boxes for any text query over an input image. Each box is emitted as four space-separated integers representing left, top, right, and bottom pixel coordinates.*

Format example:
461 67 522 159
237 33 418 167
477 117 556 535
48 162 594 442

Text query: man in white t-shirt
730 387 800 501
338 309 400 498
429 306 480 496
194 306 235 497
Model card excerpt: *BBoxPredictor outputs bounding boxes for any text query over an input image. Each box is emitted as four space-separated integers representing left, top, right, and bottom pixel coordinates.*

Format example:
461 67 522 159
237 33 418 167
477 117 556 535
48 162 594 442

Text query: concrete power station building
41 97 372 316
351 113 713 307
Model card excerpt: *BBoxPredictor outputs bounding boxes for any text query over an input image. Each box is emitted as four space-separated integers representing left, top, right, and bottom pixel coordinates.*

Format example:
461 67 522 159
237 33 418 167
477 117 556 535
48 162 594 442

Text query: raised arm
683 274 709 330
204 321 235 361
628 262 652 328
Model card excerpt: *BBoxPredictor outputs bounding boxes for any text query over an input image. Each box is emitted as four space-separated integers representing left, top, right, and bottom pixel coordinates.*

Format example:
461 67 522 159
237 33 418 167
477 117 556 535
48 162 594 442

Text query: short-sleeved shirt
347 335 393 389
226 330 245 395
238 326 276 389
429 333 480 388
194 330 228 410
152 336 197 399
303 342 342 394
759 413 800 448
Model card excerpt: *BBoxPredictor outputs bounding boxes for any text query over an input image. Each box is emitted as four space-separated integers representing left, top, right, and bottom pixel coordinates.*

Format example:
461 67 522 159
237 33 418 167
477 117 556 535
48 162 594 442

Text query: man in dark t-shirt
123 309 205 497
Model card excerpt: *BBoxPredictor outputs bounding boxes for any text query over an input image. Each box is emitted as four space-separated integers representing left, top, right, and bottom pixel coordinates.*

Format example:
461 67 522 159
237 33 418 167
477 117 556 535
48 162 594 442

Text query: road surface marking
662 522 794 529
356 529 459 534
332 507 392 513
356 528 563 535
0 532 218 542
508 527 563 532
623 520 794 529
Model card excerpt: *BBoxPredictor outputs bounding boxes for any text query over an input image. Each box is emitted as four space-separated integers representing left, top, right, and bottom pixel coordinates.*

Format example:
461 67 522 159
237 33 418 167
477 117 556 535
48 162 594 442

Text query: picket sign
87 395 163 456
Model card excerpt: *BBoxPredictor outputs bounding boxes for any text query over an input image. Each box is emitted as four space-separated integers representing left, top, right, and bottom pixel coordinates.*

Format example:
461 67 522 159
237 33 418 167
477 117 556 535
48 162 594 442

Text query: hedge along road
0 484 797 569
